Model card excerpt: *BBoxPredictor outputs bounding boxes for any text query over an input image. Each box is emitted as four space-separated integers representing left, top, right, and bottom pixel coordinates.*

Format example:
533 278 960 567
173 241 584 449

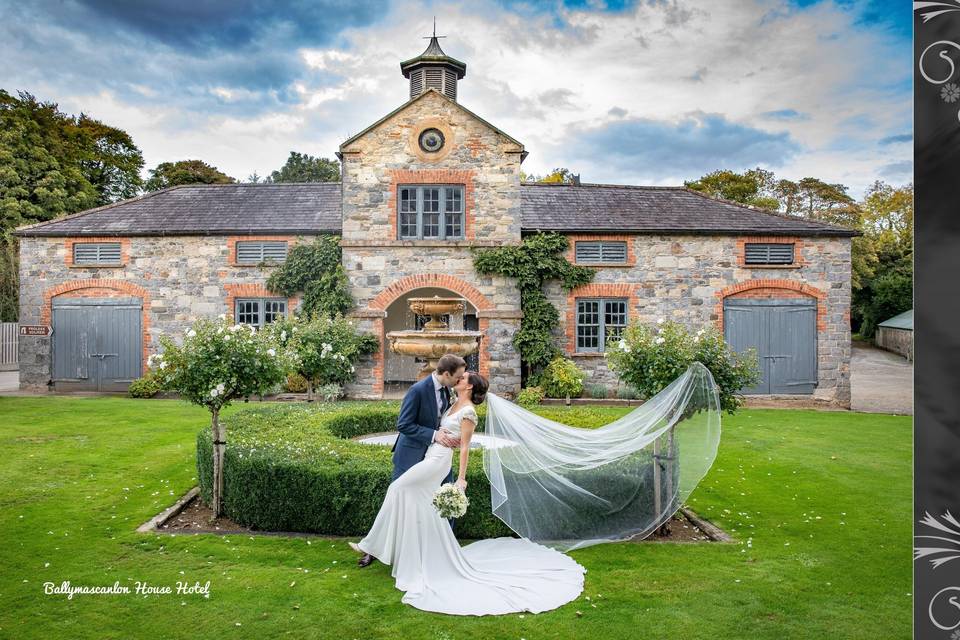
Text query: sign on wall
19 325 51 337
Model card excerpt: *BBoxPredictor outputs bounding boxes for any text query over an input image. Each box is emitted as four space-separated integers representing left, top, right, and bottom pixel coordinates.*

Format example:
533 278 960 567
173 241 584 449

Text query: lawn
0 396 911 640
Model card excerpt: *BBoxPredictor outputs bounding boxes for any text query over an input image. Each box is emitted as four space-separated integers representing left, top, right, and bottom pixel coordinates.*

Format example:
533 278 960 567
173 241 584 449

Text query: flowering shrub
150 315 296 411
604 318 761 414
537 356 586 400
265 314 378 400
516 386 545 406
148 314 297 515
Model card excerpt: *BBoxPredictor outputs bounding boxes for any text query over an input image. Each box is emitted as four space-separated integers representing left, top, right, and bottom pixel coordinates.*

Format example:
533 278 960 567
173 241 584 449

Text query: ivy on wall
266 235 352 318
473 232 594 379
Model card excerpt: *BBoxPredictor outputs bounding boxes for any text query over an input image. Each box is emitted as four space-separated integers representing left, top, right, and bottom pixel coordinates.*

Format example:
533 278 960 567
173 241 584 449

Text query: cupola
400 24 466 102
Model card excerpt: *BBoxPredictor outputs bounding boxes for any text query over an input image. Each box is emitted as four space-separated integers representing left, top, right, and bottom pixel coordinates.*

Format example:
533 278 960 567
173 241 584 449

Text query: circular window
418 128 445 153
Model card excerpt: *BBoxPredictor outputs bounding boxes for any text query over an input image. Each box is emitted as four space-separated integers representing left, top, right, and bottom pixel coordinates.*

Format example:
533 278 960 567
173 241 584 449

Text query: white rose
186 329 196 338
159 361 168 369
216 382 225 392
210 388 219 398
694 336 700 343
218 314 226 321
267 348 276 357
224 335 231 342
655 337 666 345
656 318 665 325
280 331 287 341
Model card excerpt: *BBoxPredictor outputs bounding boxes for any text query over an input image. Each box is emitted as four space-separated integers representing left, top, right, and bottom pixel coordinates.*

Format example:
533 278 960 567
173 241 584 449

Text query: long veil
482 362 721 551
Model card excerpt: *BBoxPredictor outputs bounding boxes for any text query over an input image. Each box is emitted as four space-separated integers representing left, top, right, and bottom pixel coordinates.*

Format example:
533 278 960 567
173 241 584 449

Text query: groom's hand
435 431 460 448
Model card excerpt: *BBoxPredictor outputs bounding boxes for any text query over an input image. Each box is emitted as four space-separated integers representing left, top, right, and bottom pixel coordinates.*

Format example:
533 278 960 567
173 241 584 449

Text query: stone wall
544 234 853 406
875 327 913 361
18 234 306 390
339 90 525 397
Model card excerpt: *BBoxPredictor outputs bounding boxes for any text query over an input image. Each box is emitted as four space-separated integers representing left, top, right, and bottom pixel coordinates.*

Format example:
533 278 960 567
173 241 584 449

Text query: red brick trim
224 283 298 319
42 279 151 367
366 273 494 396
565 234 637 267
736 236 805 268
227 236 296 267
368 274 494 312
564 283 639 355
387 169 477 241
714 279 827 332
64 237 131 268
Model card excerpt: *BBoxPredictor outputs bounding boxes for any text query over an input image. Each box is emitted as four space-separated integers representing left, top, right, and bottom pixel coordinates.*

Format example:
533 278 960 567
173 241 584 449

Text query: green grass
0 396 911 639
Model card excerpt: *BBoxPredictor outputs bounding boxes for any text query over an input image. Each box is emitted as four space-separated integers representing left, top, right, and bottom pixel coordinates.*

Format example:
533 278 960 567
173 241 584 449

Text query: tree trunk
211 408 225 517
307 381 314 403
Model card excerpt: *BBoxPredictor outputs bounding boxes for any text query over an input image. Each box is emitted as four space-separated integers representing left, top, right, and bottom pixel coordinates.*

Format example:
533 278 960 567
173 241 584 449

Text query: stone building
14 37 859 405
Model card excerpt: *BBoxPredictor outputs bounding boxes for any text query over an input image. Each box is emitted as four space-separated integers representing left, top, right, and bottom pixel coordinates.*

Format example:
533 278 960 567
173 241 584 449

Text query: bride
349 370 587 616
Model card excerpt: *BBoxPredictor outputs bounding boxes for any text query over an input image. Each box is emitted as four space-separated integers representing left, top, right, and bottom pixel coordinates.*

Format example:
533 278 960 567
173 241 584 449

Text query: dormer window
398 185 464 240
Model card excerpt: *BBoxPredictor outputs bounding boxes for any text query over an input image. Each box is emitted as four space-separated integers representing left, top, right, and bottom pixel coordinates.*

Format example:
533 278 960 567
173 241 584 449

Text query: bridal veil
482 362 722 551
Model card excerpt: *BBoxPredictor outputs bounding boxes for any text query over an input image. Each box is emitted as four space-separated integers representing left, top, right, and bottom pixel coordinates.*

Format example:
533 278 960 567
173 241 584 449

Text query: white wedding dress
355 403 587 616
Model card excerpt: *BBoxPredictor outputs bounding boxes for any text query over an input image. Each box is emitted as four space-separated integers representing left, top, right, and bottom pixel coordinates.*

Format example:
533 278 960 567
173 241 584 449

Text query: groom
357 353 465 568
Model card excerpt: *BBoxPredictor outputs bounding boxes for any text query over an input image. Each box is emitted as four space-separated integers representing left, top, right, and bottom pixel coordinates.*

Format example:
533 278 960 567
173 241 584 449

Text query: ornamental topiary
604 318 761 414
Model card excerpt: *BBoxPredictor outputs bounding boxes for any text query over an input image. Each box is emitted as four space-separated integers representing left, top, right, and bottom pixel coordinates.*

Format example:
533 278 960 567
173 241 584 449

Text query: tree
149 316 297 516
75 114 144 205
144 159 236 191
684 168 779 210
267 152 339 183
520 167 579 183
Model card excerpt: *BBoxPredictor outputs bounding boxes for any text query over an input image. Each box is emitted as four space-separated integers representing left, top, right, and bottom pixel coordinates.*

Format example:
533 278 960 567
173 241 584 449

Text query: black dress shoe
358 553 375 568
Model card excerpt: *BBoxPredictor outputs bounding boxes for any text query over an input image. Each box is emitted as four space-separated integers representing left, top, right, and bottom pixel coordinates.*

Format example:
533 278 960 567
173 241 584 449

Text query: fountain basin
407 297 466 331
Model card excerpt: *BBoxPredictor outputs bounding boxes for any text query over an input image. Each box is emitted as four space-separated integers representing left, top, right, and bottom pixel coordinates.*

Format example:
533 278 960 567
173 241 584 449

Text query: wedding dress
355 403 587 616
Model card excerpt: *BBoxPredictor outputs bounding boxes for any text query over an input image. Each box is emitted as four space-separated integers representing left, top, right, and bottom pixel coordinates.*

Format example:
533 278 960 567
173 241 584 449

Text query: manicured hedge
196 402 509 539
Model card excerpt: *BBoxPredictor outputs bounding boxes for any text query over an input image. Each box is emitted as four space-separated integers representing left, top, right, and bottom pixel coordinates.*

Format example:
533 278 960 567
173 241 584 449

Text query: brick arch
366 275 494 395
368 274 494 312
42 278 152 366
715 278 827 332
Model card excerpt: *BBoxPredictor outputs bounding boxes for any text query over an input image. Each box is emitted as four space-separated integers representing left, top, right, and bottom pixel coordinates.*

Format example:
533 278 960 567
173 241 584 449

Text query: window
744 242 795 265
73 242 121 265
397 185 464 240
576 298 627 352
236 241 288 264
575 240 628 264
235 298 287 328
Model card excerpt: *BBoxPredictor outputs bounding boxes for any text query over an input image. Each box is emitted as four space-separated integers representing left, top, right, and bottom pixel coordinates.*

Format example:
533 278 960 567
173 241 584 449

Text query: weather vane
423 16 445 40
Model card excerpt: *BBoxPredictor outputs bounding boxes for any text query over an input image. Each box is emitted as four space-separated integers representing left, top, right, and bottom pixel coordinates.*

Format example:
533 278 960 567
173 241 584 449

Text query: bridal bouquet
432 483 469 518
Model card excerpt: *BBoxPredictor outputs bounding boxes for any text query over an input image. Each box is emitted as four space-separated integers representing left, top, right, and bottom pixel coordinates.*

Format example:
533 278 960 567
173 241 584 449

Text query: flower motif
942 83 960 103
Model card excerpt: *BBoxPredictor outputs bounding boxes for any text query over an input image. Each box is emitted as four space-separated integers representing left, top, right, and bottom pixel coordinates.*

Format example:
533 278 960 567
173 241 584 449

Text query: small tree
538 356 586 404
605 319 761 414
149 315 297 516
266 314 378 401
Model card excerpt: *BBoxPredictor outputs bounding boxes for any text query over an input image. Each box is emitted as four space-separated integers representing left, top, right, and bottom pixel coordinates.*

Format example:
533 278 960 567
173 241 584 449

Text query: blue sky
0 0 912 198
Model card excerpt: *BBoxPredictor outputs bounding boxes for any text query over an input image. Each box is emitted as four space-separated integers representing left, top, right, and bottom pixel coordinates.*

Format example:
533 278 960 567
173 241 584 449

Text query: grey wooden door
723 298 817 394
52 297 142 391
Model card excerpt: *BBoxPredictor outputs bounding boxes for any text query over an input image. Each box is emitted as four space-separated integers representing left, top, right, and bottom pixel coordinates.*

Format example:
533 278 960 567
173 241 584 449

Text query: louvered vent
744 242 795 265
410 69 423 99
237 241 288 264
575 241 628 264
443 69 457 100
73 242 121 264
425 68 443 91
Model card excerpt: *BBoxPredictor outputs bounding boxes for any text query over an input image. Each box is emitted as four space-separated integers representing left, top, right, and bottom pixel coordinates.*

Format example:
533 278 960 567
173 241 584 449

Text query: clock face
418 128 445 153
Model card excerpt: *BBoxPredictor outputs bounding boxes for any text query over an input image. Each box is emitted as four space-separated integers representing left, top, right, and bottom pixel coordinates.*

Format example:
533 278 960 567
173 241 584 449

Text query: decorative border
226 236 295 267
564 283 640 355
42 279 152 366
387 169 476 241
565 234 637 267
64 237 130 268
916 2 960 123
735 236 805 269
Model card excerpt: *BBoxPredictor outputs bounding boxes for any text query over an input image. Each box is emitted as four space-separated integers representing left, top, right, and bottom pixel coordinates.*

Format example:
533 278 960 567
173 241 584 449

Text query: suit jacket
391 375 452 482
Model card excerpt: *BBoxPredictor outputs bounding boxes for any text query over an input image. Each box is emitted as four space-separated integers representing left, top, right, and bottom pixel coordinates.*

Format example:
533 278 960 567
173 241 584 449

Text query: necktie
440 387 450 421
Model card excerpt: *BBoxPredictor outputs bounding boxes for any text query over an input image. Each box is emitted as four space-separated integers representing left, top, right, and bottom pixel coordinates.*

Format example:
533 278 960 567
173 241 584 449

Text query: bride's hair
466 372 488 405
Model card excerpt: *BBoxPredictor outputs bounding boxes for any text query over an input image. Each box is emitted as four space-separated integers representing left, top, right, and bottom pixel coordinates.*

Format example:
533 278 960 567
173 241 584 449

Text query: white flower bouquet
432 482 469 519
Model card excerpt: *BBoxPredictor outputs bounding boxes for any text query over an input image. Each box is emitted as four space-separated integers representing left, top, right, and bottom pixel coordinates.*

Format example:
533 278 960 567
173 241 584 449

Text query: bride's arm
456 415 476 490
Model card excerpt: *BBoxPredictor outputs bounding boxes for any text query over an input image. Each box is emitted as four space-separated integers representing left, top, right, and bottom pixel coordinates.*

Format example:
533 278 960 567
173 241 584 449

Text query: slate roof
14 183 342 237
14 181 860 238
519 182 860 237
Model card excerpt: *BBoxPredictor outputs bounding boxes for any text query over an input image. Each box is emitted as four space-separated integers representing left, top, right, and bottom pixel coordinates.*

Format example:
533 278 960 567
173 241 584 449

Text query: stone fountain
386 296 482 380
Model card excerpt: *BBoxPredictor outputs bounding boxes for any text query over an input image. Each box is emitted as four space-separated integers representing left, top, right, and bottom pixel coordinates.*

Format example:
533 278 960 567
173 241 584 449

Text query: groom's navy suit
392 374 457 530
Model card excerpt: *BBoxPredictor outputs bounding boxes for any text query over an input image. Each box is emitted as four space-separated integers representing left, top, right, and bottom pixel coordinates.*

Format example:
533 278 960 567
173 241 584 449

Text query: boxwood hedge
196 401 665 540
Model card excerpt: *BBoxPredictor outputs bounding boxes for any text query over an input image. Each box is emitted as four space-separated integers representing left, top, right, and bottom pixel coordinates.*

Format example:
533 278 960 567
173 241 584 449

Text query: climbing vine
266 235 352 318
473 232 594 380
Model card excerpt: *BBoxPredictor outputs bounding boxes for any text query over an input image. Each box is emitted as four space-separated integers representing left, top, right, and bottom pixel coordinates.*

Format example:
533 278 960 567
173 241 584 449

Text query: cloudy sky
1 0 911 199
